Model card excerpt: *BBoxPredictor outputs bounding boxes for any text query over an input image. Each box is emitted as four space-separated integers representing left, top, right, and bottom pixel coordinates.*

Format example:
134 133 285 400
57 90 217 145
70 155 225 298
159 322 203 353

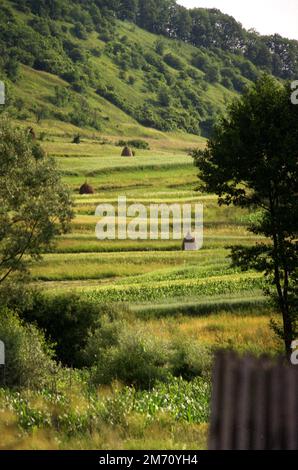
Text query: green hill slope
0 0 253 140
1 0 296 141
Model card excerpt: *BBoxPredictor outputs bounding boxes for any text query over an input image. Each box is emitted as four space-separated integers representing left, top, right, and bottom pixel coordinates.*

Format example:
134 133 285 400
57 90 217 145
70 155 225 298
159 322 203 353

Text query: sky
177 0 298 40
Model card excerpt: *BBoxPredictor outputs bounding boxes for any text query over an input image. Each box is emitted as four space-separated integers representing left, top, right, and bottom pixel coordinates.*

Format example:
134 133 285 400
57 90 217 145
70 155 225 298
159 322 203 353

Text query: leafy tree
155 39 166 56
158 86 171 107
119 0 138 22
164 53 184 70
0 118 74 284
171 4 192 41
192 76 298 358
205 64 220 83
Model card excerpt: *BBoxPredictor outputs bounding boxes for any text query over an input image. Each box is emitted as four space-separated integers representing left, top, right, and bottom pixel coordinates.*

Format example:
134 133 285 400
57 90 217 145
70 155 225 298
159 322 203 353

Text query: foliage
116 139 150 149
19 294 123 367
192 76 298 357
0 119 73 284
82 315 169 389
0 1 297 136
0 308 56 389
163 53 184 70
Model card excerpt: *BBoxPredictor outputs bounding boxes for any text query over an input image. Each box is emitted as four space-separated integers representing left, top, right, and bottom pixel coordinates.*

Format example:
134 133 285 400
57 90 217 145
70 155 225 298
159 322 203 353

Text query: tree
158 86 171 107
119 0 138 22
205 64 220 83
192 76 298 358
0 119 74 284
171 5 192 41
155 39 166 56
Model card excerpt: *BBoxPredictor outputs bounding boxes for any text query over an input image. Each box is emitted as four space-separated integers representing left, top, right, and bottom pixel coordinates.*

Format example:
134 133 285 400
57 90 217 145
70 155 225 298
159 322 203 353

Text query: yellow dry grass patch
146 314 279 354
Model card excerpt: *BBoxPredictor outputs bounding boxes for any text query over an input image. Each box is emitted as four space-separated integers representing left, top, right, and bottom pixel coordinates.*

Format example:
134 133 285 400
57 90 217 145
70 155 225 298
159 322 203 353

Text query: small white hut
182 232 198 251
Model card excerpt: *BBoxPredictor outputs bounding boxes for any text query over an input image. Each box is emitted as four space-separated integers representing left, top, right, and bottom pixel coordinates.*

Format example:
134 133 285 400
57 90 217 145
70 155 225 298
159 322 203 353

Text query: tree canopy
192 76 298 358
0 119 74 283
7 0 298 80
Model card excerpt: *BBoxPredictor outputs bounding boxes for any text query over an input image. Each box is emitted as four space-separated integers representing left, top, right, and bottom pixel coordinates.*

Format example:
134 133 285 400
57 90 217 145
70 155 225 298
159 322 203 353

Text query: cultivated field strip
30 142 268 312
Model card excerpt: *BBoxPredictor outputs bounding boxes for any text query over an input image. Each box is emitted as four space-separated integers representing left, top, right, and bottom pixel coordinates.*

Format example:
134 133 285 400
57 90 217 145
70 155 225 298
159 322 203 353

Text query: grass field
29 137 268 312
27 134 277 334
2 132 281 451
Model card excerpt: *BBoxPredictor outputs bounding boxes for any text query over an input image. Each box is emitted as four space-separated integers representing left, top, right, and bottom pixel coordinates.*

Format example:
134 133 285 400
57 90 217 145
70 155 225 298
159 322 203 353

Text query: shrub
20 293 115 367
128 76 136 85
83 316 212 389
169 338 212 381
84 318 169 389
221 77 234 90
0 308 56 389
158 86 172 107
128 139 149 150
72 134 81 144
116 139 149 150
164 53 184 70
205 64 220 83
155 39 166 56
191 52 210 72
231 74 247 92
72 22 88 40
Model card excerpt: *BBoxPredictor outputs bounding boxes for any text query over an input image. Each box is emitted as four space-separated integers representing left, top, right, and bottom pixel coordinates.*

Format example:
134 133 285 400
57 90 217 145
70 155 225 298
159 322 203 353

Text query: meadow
0 132 281 451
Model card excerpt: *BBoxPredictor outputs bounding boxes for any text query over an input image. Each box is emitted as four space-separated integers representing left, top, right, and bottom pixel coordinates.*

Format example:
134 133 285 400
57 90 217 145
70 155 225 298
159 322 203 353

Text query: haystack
121 146 133 157
79 181 95 195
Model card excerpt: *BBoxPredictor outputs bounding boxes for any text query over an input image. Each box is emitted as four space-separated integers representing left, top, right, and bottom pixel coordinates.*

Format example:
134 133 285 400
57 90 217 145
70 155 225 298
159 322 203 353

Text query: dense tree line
1 0 297 135
117 0 298 79
11 0 298 80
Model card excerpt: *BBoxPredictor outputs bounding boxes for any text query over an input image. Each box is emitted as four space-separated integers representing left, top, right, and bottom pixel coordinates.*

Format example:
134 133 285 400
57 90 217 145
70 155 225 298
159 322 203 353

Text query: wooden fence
209 352 298 450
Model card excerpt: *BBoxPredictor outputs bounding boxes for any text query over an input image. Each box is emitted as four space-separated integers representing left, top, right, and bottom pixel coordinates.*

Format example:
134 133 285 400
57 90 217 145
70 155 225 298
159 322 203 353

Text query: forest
9 0 298 79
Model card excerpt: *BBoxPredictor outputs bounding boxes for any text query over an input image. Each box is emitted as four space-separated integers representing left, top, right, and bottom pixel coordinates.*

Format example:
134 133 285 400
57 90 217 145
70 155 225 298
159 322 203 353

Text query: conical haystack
79 181 95 195
121 146 133 157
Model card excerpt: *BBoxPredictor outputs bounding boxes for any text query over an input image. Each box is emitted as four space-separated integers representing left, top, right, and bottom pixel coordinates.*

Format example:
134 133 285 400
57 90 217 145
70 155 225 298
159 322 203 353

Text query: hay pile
79 182 95 195
121 146 133 157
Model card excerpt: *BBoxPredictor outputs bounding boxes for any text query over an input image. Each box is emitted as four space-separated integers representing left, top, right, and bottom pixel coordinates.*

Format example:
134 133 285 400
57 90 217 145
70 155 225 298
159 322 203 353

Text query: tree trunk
273 250 293 359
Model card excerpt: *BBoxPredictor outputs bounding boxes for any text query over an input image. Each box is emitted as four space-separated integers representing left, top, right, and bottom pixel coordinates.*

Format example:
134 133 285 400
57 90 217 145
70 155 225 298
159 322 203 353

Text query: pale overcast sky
177 0 298 40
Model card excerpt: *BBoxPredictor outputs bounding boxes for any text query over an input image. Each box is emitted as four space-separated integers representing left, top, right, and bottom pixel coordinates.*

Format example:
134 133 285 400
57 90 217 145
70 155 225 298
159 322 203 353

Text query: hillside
2 0 296 139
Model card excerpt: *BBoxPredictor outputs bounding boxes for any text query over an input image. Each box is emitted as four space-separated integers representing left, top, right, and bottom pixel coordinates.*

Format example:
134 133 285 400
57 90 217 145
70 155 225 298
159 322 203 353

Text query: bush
116 139 150 150
72 134 81 144
72 22 88 40
20 293 114 367
231 74 247 92
169 338 212 381
191 52 210 72
83 315 212 389
128 139 150 150
84 318 169 389
205 64 220 83
158 86 172 107
221 77 234 90
155 39 166 56
0 308 56 389
164 53 184 70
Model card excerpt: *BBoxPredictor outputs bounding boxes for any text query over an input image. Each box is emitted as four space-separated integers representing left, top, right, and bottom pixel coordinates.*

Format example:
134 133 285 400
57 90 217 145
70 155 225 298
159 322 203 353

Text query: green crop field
28 135 275 333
